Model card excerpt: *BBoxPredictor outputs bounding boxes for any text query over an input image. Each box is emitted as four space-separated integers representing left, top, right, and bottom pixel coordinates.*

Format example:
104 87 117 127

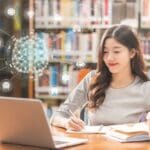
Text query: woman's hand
65 116 85 131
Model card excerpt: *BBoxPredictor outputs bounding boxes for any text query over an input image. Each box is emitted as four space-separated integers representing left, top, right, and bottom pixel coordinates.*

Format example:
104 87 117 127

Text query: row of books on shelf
141 0 150 16
141 0 150 28
35 0 112 27
35 0 150 30
36 31 99 61
35 63 93 97
141 38 150 58
35 0 139 28
36 31 150 62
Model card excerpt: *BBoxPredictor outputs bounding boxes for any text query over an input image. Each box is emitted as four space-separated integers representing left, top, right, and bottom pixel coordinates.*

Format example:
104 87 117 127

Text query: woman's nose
106 52 114 61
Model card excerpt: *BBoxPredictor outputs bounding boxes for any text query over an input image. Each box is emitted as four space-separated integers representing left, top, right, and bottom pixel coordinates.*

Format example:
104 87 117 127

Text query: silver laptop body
0 96 88 149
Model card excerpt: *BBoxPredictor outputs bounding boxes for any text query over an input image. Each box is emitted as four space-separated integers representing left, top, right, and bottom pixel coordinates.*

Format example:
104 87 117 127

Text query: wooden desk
51 127 150 150
0 126 149 150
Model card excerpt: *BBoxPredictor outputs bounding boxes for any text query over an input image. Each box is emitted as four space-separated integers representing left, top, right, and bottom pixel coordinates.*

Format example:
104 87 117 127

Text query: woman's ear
130 49 136 59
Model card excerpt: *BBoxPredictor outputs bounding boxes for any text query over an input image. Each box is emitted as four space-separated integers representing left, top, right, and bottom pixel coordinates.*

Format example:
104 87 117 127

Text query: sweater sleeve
142 81 150 111
53 70 96 118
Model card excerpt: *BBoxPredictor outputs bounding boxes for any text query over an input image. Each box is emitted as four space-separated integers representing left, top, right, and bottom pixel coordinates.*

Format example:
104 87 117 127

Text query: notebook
0 96 88 149
105 122 150 142
67 125 104 134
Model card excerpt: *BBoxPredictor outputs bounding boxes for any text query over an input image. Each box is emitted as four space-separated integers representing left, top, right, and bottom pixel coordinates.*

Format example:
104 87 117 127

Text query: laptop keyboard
54 140 70 145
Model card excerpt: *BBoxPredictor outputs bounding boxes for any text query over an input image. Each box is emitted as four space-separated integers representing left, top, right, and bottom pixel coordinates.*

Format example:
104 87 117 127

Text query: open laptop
0 96 88 149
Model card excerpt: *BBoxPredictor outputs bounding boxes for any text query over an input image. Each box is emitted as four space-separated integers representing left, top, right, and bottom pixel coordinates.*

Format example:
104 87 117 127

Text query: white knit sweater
53 71 150 125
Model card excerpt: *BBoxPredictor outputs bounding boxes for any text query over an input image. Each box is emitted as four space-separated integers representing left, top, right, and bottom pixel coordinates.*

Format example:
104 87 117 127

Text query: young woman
51 25 150 131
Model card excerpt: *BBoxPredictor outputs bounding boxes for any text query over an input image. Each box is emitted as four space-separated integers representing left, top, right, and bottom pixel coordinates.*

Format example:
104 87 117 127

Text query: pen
81 102 88 110
69 109 76 118
69 109 85 129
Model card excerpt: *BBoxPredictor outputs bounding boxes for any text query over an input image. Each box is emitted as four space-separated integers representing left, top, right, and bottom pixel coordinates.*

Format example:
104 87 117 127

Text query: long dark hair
88 25 149 110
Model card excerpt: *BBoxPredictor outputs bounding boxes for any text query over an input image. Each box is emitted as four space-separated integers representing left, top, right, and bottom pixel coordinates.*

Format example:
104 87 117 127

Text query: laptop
0 96 88 149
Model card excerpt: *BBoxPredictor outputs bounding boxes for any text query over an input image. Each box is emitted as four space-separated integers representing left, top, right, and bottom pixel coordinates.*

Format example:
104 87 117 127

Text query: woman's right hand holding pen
64 110 85 131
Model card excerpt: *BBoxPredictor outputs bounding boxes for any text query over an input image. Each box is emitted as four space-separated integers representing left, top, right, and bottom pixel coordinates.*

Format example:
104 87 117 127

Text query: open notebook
105 122 150 142
67 125 105 134
0 96 88 149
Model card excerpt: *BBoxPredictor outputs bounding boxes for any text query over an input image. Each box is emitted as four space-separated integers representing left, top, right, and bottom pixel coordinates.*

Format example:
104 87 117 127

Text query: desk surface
52 127 150 150
0 126 150 150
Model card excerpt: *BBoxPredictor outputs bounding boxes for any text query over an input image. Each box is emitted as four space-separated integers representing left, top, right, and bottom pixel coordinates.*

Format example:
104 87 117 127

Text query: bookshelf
34 0 150 101
138 0 150 68
34 0 108 100
139 0 150 29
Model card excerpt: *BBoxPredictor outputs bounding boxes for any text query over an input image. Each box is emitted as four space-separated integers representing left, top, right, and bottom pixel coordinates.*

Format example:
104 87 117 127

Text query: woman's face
103 38 133 75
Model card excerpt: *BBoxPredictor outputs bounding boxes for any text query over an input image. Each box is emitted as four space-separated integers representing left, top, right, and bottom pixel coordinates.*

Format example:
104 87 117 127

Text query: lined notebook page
66 125 104 134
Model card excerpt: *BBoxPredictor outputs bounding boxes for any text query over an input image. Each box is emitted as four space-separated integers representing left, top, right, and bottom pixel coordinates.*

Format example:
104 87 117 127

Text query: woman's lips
108 63 118 67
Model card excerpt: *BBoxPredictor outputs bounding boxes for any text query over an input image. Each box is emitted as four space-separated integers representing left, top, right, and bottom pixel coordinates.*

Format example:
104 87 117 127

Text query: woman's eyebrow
104 46 121 49
113 46 121 49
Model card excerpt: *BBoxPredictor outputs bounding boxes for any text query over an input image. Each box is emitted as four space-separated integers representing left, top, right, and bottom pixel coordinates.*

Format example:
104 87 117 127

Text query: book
39 69 49 87
66 125 104 134
105 122 150 142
